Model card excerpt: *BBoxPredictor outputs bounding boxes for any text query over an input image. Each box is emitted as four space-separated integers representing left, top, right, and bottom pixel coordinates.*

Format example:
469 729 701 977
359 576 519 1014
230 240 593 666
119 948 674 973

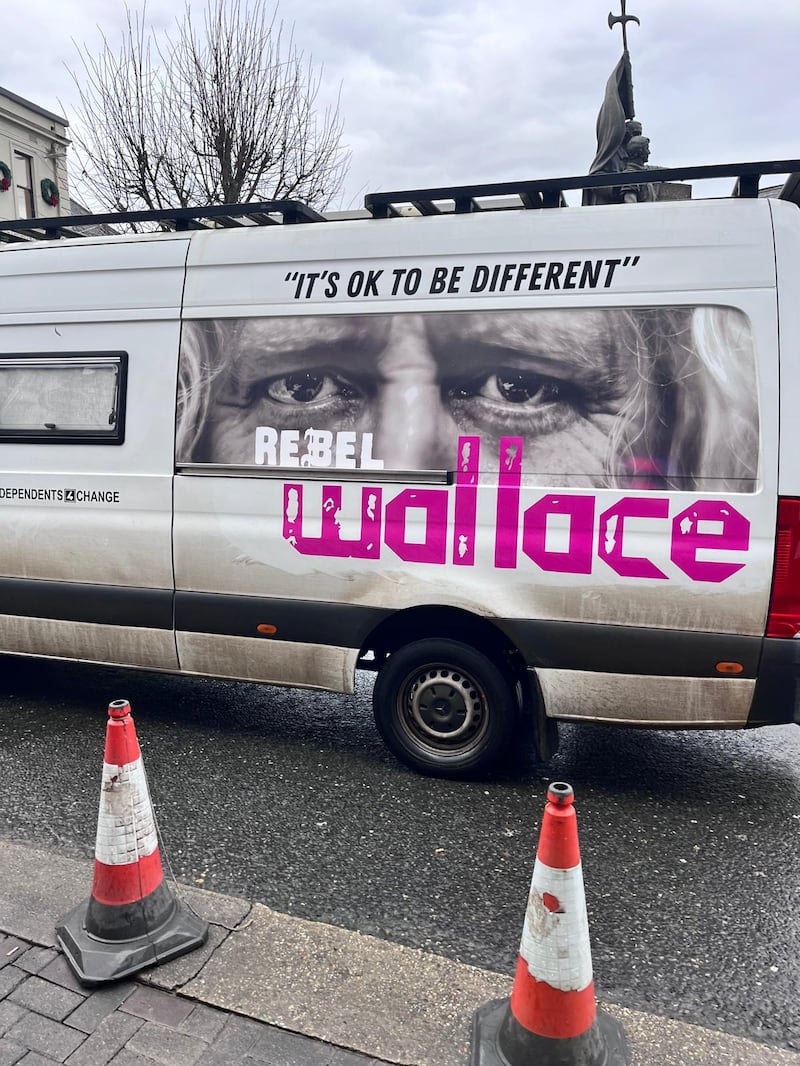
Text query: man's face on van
202 309 636 480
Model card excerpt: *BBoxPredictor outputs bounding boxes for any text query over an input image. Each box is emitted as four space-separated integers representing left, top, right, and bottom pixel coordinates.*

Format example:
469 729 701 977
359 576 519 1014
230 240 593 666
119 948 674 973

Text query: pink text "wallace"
281 437 750 584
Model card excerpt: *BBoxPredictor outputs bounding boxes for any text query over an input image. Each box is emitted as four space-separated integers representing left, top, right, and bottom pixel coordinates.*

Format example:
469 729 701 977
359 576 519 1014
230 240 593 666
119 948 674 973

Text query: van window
176 306 759 492
0 353 127 444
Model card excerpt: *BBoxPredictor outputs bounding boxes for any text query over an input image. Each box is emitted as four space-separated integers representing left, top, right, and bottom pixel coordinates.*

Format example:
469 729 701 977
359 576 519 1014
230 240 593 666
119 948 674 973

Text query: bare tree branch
66 0 350 218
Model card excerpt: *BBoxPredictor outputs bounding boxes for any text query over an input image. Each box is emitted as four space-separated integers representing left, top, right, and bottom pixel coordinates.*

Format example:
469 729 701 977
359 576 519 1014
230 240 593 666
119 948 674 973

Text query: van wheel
373 639 516 777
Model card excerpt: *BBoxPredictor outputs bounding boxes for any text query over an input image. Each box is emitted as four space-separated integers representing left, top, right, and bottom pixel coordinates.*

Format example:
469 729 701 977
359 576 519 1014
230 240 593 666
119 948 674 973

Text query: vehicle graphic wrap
176 305 760 493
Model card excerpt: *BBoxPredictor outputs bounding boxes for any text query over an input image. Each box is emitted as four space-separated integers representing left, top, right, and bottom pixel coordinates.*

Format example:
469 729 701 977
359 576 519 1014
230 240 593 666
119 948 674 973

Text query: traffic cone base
55 699 208 986
55 893 208 987
472 998 630 1066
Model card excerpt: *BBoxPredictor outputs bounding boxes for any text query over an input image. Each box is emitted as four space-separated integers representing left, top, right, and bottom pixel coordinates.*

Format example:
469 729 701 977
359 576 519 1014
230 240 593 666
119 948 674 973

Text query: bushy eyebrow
233 315 392 359
209 310 635 391
425 309 625 349
425 311 633 385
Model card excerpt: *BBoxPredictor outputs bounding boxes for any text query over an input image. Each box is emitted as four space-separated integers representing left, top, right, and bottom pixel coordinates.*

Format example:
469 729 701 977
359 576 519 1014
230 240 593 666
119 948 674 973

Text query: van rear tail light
767 497 800 638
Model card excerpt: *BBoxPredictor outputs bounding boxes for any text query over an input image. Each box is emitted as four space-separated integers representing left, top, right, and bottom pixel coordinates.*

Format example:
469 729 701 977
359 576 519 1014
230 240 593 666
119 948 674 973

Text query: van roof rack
1 159 799 242
364 158 800 217
0 199 326 242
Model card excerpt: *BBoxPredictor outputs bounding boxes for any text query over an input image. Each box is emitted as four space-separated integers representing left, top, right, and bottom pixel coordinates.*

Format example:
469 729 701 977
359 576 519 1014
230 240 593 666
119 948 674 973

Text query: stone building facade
0 86 70 222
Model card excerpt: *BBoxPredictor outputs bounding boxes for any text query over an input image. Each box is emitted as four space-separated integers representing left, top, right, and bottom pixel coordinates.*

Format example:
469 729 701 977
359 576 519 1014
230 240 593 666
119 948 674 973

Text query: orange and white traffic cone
471 782 629 1065
55 699 208 986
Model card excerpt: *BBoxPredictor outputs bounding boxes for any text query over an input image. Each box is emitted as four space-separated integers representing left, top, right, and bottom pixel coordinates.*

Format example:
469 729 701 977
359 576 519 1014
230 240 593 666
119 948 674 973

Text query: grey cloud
5 0 800 208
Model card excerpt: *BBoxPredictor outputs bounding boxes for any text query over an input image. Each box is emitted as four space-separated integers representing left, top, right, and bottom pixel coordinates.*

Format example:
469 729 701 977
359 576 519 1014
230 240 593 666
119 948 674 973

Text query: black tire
373 638 517 777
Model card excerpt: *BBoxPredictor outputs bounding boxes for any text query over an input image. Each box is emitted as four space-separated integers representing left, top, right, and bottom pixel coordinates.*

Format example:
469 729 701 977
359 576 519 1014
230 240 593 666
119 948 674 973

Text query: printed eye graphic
450 369 565 406
265 371 362 406
444 366 588 437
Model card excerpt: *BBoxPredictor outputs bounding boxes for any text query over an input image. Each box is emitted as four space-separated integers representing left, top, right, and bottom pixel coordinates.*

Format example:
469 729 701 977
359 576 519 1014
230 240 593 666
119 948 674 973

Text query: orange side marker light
716 662 744 675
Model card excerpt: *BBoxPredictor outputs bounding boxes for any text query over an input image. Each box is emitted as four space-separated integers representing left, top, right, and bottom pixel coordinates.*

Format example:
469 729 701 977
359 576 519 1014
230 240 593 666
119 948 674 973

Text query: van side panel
173 202 779 726
0 237 189 670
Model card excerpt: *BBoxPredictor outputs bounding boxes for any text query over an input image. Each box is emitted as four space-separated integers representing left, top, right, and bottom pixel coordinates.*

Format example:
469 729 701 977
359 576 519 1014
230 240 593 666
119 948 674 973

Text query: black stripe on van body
0 577 172 629
495 618 761 679
0 578 765 684
175 591 761 680
175 591 390 650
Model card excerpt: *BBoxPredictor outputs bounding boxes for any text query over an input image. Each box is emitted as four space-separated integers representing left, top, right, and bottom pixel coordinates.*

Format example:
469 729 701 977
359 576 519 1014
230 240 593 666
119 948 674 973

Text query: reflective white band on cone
511 856 597 1039
92 756 164 906
521 858 593 989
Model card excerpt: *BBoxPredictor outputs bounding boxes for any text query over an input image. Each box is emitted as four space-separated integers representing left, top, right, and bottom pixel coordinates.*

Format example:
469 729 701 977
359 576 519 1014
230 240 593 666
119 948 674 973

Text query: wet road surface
0 654 797 1052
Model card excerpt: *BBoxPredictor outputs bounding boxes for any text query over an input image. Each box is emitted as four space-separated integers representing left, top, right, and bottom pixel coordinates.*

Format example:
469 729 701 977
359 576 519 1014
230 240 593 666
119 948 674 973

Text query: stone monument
584 2 690 204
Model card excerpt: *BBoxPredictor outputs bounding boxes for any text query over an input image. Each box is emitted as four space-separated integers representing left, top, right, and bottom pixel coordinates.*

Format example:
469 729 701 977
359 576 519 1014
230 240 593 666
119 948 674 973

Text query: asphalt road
0 653 798 1053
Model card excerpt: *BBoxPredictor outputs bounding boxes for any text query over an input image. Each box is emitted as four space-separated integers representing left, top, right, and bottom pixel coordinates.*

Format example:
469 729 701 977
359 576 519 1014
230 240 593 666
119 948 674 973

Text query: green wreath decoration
0 161 10 193
40 178 59 207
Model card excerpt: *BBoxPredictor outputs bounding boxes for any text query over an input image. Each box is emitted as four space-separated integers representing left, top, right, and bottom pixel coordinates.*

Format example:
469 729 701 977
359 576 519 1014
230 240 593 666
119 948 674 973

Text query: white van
1 159 799 777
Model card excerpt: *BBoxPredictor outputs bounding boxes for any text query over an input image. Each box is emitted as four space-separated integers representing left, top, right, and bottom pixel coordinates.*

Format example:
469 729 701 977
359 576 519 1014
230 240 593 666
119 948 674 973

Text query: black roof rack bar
397 189 553 217
0 198 326 239
410 200 443 216
244 212 282 226
0 222 95 242
364 158 800 216
204 214 246 228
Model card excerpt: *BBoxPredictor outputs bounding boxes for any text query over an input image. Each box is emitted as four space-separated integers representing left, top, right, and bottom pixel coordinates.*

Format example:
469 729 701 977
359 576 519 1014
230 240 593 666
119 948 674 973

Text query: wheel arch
359 605 525 679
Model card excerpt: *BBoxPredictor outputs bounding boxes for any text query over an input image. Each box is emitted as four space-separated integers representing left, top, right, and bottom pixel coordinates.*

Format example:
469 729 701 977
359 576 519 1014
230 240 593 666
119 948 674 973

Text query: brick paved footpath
0 934 385 1066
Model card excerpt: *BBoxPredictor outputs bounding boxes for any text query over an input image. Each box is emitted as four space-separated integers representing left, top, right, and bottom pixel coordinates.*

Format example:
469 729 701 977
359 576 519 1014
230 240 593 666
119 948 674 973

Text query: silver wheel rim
397 663 490 756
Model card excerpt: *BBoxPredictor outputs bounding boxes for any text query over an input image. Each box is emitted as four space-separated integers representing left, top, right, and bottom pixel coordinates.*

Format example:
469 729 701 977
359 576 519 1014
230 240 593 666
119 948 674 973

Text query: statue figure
584 1 657 206
584 119 653 205
619 134 656 203
623 119 642 147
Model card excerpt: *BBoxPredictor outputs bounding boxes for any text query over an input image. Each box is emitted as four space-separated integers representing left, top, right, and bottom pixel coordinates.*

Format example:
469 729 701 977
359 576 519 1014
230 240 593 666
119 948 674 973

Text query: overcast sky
6 0 800 209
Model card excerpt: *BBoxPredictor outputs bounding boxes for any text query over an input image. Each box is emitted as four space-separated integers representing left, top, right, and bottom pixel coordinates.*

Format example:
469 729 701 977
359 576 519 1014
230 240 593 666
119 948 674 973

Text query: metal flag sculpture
608 0 641 55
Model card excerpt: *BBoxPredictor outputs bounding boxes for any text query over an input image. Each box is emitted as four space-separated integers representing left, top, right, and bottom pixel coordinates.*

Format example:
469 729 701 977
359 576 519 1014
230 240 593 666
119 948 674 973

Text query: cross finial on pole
608 0 640 53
